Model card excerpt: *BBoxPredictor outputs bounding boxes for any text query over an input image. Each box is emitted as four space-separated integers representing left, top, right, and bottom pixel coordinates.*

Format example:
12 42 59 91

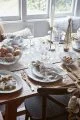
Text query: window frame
26 0 50 20
0 0 78 21
0 0 21 21
0 0 50 21
51 0 77 18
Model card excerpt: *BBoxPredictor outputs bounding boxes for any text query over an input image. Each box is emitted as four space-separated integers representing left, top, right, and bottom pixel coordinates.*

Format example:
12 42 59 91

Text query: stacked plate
27 61 64 84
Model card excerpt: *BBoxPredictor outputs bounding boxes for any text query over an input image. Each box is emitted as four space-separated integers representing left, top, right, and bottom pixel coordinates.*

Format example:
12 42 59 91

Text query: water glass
40 43 49 63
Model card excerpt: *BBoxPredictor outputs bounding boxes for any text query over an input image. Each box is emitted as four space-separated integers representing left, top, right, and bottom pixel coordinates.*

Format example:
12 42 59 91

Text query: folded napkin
32 60 43 71
32 61 62 81
32 60 55 72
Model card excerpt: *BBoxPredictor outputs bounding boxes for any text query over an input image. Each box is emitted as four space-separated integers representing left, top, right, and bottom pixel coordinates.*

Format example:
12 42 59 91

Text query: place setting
59 50 80 85
26 60 66 85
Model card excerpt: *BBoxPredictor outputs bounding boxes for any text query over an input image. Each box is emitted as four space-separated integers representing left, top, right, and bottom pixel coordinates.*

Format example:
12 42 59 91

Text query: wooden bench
0 112 3 120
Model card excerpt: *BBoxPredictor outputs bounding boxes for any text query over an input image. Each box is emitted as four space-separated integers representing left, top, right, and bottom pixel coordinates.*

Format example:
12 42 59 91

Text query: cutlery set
21 70 34 92
65 66 80 78
21 63 80 92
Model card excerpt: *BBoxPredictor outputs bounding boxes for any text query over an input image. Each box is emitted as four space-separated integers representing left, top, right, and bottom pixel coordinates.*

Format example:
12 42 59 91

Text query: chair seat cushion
25 95 69 120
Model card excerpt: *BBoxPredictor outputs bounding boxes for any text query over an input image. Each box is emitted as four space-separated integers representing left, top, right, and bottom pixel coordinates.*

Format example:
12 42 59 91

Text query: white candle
50 4 55 27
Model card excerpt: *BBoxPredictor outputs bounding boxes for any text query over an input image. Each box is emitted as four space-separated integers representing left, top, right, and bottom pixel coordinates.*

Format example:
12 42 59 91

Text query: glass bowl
0 50 22 65
60 52 77 65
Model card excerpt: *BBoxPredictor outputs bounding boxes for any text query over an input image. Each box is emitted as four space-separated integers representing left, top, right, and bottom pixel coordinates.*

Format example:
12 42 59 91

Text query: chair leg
25 114 29 120
25 111 30 120
42 96 47 120
0 112 3 120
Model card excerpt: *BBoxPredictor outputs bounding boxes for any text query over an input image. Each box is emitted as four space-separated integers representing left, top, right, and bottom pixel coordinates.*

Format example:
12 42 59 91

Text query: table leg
4 98 26 120
5 101 17 120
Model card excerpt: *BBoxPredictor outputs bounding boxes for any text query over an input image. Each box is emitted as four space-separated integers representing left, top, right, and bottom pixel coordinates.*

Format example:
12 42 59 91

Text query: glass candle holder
64 43 70 52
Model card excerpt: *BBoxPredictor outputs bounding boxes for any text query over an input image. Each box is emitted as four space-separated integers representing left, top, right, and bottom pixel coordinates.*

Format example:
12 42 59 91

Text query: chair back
37 87 69 120
37 87 68 95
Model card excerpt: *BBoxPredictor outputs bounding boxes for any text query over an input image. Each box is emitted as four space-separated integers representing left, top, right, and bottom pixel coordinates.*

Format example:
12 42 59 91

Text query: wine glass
40 41 50 63
28 35 34 47
26 34 34 55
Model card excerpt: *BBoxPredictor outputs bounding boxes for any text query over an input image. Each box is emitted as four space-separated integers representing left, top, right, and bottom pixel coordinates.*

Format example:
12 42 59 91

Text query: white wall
2 20 50 37
2 17 80 37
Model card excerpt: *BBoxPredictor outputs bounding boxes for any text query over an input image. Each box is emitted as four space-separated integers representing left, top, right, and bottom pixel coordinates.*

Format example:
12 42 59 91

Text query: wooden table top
0 36 80 105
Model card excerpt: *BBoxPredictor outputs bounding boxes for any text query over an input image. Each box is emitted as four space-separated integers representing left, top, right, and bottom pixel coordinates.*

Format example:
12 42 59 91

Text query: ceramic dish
0 52 22 65
0 70 22 93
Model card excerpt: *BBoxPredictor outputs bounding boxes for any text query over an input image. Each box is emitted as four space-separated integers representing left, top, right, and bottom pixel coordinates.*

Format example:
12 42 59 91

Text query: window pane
55 0 73 14
27 0 47 15
0 0 19 17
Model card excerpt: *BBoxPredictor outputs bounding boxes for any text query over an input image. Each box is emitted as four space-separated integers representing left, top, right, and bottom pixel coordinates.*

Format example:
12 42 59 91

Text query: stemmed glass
28 35 34 47
26 33 34 54
40 41 50 63
48 28 56 51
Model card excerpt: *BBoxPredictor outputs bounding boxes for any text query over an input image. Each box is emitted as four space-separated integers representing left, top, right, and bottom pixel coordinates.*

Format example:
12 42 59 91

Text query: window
55 0 73 13
0 0 77 21
54 0 75 16
26 0 49 19
0 0 19 17
27 0 48 15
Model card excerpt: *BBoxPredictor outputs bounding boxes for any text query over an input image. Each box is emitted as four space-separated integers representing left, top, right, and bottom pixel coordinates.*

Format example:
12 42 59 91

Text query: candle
50 4 55 27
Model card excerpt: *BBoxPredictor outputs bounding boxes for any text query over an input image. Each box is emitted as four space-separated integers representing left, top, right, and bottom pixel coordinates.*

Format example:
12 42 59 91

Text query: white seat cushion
6 27 32 39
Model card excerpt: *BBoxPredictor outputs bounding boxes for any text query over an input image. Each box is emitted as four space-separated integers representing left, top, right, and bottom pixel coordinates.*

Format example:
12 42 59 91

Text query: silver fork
21 71 34 92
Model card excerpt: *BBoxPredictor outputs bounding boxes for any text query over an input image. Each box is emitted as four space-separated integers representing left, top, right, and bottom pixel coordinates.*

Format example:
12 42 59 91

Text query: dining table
0 36 80 120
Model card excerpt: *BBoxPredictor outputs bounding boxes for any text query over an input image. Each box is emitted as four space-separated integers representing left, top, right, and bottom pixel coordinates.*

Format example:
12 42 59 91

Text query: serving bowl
0 45 22 65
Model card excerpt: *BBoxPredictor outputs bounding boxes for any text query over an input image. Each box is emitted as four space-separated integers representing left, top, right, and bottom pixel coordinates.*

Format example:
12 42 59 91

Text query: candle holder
49 27 55 51
64 18 72 52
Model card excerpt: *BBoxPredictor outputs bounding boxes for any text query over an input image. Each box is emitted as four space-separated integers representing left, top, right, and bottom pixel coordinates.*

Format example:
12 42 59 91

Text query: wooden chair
25 87 70 120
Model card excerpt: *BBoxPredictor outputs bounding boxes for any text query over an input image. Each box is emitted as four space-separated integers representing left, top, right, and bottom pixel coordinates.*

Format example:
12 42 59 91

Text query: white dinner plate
26 65 63 84
0 70 22 94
